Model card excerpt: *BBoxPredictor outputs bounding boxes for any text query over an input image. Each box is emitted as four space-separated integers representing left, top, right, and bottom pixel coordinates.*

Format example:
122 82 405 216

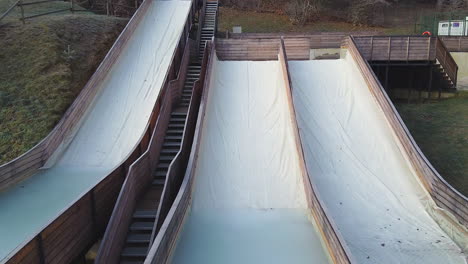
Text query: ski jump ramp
148 39 468 263
170 57 331 263
1 2 467 261
0 0 193 262
290 56 465 263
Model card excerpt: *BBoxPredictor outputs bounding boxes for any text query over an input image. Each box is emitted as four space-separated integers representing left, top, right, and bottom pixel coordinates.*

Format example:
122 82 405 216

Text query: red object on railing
422 31 432 37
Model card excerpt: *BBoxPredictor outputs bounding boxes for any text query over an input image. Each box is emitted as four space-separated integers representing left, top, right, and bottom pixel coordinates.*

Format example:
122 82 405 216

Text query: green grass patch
218 7 414 35
0 13 127 164
395 92 468 196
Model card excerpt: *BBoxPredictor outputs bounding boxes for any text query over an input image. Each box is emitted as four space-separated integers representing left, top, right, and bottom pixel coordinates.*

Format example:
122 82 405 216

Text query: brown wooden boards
440 37 468 52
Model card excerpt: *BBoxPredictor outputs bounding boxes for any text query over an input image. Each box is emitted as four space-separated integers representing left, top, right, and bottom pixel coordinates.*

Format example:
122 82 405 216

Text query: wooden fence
439 36 468 52
227 32 380 48
345 35 468 233
3 0 196 262
352 36 437 61
278 38 353 264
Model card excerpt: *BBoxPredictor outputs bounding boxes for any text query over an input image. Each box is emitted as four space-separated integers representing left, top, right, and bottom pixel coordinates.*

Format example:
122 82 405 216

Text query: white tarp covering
0 1 191 261
290 54 467 263
170 57 331 263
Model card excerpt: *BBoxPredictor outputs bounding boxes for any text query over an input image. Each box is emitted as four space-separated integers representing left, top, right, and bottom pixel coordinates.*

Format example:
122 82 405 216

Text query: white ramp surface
0 1 191 261
290 56 466 263
171 57 331 263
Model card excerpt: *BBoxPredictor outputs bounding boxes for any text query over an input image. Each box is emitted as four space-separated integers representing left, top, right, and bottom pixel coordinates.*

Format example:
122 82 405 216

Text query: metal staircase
118 2 217 264
198 1 218 62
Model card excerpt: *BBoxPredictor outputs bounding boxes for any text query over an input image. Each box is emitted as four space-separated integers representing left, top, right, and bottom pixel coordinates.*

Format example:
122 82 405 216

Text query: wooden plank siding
4 1 197 263
344 36 468 235
440 36 468 52
353 36 437 61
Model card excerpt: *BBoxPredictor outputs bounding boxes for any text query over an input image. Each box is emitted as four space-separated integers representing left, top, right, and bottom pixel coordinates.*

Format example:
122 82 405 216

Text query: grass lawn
0 2 127 165
395 92 468 196
218 7 414 35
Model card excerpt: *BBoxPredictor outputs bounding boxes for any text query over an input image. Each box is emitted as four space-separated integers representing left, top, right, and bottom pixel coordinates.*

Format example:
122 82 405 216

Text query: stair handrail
149 39 211 248
195 0 207 57
436 36 458 87
145 39 213 264
95 39 191 264
346 35 468 240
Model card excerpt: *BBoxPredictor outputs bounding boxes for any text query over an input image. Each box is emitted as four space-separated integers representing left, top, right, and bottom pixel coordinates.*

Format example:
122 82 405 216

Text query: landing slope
170 56 331 263
0 1 191 261
290 55 466 263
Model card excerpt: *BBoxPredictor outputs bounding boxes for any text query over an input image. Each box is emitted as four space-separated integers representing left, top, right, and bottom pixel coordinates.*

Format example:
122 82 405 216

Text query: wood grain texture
353 36 437 61
345 36 468 233
440 37 468 52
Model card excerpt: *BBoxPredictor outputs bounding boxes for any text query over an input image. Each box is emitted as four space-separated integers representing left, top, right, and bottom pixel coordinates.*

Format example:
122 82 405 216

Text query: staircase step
153 170 167 179
121 261 143 264
157 162 170 169
162 148 179 154
168 123 185 128
121 246 147 257
163 142 181 147
171 112 187 117
130 222 153 231
133 210 157 219
171 117 186 122
166 129 183 134
165 135 182 141
127 233 152 244
152 178 165 186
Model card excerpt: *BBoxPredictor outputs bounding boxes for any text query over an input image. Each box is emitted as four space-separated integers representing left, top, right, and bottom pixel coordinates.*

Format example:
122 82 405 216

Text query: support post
428 65 433 100
384 65 389 92
19 0 25 24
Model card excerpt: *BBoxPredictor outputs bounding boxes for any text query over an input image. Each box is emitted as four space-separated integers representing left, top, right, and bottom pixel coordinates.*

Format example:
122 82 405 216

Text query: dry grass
218 7 414 35
0 12 127 164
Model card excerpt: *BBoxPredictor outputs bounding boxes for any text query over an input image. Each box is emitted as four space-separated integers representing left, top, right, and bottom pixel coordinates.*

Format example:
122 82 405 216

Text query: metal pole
19 0 25 24
428 65 433 100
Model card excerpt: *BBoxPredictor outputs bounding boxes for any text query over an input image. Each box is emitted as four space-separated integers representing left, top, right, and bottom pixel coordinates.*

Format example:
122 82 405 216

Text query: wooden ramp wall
4 0 196 263
345 36 468 234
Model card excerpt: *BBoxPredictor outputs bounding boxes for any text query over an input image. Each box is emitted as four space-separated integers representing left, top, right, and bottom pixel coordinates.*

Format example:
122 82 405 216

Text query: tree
349 0 391 25
286 0 322 25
